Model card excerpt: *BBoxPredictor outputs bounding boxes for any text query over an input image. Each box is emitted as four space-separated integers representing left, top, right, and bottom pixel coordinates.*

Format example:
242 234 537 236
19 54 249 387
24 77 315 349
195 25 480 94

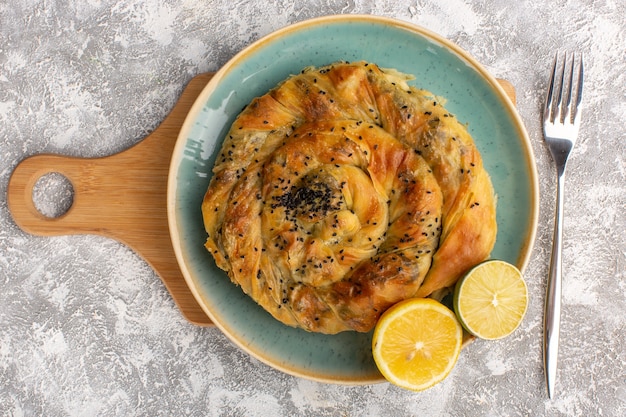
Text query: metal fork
542 52 584 399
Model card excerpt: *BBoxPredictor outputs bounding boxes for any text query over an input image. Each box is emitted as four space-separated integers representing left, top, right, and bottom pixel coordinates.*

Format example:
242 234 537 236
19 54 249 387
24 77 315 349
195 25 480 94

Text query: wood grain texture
7 74 515 327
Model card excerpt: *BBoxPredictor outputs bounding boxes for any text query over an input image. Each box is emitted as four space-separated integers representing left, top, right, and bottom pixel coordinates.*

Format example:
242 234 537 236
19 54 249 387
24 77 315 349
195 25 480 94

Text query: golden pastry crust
202 61 497 334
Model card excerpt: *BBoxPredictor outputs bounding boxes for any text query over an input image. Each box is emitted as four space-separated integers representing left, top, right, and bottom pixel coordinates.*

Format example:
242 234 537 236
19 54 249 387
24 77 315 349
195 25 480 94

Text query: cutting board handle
8 154 105 235
7 72 216 326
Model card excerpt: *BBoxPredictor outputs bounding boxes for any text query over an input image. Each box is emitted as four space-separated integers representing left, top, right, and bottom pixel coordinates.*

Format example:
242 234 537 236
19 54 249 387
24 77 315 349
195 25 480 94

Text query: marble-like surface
1 1 624 416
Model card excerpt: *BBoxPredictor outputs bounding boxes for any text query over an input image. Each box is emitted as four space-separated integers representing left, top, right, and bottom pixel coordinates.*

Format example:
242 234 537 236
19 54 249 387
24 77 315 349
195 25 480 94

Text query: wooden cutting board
6 73 516 326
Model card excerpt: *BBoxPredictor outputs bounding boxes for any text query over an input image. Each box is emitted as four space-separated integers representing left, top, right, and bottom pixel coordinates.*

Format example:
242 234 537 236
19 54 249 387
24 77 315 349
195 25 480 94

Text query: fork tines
544 52 584 125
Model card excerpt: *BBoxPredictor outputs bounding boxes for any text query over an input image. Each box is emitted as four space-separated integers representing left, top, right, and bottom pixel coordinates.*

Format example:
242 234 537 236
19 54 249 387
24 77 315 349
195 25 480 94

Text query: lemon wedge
372 298 463 391
453 260 528 340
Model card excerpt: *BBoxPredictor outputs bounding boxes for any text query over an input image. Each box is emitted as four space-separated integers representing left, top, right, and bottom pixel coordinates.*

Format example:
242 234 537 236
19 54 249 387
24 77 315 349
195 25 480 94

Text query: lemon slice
372 298 463 392
453 260 528 340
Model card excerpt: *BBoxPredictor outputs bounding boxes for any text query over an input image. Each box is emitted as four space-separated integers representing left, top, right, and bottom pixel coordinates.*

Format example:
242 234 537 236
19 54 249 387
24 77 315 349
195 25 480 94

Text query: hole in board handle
32 172 75 218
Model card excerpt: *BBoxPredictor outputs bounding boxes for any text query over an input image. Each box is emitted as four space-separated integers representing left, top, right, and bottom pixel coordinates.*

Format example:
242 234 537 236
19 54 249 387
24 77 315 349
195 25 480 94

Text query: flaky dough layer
202 61 497 334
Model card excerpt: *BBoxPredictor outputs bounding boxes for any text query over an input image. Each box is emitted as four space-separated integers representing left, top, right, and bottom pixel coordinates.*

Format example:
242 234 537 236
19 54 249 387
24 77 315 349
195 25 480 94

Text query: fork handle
544 170 565 399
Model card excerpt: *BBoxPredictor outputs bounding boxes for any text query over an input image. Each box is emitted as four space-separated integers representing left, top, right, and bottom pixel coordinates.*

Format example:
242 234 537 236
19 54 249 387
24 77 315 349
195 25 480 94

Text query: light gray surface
1 1 625 416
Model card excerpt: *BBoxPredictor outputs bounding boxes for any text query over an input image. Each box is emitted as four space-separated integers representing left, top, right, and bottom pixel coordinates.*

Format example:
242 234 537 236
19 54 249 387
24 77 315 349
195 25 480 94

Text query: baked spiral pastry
202 61 497 334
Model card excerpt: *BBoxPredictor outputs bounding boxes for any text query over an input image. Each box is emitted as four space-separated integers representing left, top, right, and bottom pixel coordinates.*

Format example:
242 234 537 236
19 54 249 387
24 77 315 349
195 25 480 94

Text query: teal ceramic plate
167 15 538 384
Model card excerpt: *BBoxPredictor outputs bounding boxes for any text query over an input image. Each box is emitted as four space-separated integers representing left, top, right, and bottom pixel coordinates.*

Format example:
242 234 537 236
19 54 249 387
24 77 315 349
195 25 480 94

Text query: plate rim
167 14 539 384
